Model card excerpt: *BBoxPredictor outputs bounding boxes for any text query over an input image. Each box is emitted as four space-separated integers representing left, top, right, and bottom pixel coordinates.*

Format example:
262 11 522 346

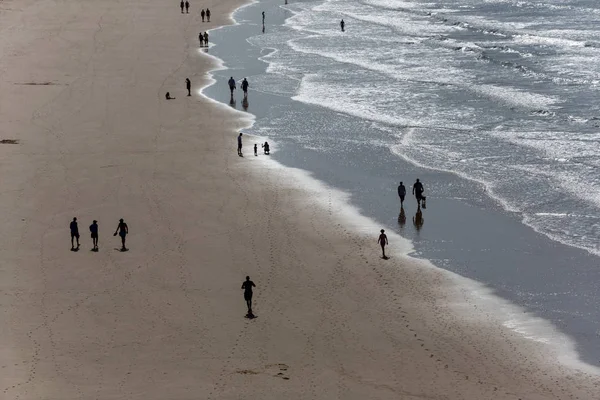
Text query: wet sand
0 0 599 398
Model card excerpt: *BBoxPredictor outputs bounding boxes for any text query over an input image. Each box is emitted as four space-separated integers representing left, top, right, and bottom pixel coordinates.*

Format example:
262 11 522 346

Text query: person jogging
241 276 256 316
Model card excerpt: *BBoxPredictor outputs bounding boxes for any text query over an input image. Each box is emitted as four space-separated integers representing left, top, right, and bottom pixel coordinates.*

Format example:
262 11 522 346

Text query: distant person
185 0 189 13
285 0 288 4
165 92 175 100
113 218 129 251
204 31 209 46
180 0 184 13
377 229 388 259
199 32 203 46
340 19 345 32
206 8 211 21
228 77 236 98
89 220 99 251
412 179 424 208
237 132 243 156
413 208 424 231
201 8 205 21
398 207 406 227
70 217 80 250
254 143 258 156
262 141 270 155
397 181 406 206
262 11 265 24
241 78 249 99
241 276 256 316
186 78 191 96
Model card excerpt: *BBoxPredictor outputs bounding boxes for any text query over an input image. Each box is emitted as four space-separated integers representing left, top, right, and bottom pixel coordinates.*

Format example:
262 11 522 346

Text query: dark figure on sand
180 0 184 13
185 0 189 13
241 78 249 99
186 78 191 96
165 92 175 100
201 9 205 21
262 11 265 24
413 208 424 231
204 32 209 46
113 218 129 251
199 32 203 46
242 276 256 316
89 220 99 251
378 229 388 259
397 181 406 207
340 19 345 32
237 132 243 156
413 179 424 208
70 217 80 250
228 77 236 98
206 8 211 21
254 143 258 156
262 141 270 155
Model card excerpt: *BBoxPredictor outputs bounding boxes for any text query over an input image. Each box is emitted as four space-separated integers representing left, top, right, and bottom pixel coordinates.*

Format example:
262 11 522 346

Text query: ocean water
203 0 600 367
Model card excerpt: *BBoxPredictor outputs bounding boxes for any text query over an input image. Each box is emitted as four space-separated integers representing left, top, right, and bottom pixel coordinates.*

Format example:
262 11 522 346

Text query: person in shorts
241 276 256 315
89 220 99 251
70 217 80 250
113 218 129 251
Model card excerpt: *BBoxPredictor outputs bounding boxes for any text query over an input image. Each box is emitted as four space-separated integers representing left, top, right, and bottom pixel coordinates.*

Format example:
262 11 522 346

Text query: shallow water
203 0 600 367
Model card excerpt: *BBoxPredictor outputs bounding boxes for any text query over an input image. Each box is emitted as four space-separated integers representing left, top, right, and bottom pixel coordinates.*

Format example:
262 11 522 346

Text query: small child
254 143 258 156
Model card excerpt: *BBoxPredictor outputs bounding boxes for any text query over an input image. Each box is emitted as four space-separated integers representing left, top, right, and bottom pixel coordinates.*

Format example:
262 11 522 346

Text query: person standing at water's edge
114 218 129 251
89 220 99 251
241 78 249 99
262 11 265 24
203 32 209 47
340 19 345 32
70 217 80 250
412 178 424 208
378 229 388 259
397 181 406 207
186 78 191 96
254 143 258 156
228 77 236 98
242 276 256 316
237 132 243 156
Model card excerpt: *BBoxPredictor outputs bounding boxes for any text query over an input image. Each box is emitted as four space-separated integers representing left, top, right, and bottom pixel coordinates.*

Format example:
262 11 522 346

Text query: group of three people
69 217 129 252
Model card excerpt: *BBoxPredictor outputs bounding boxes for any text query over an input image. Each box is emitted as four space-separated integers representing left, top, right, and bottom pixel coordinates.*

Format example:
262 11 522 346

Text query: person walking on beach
201 9 205 21
89 220 99 251
180 0 184 13
70 217 80 250
262 11 265 24
228 77 236 98
378 229 388 259
397 181 406 207
412 178 424 208
241 276 256 316
340 19 345 32
185 0 189 13
203 31 209 46
206 8 211 21
199 32 203 46
241 78 249 99
113 218 129 251
186 78 191 96
254 143 258 156
237 132 243 156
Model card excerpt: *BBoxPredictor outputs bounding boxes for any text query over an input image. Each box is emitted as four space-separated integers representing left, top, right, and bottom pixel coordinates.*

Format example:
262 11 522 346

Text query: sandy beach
1 0 600 398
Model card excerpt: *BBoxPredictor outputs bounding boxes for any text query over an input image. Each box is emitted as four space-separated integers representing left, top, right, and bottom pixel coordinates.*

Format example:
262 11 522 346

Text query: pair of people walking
397 179 425 208
200 8 211 22
198 31 209 47
180 0 190 13
69 218 129 252
228 77 250 100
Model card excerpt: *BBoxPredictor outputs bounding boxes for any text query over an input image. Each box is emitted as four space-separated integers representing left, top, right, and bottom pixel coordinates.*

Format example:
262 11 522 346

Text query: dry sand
1 0 599 398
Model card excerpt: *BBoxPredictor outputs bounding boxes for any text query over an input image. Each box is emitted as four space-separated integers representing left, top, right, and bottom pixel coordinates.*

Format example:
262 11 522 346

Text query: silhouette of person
201 9 205 21
204 31 209 46
186 78 191 96
412 178 424 208
206 8 211 21
180 0 184 13
262 11 265 24
340 19 345 32
113 218 129 251
377 229 388 259
237 132 243 156
199 32 203 46
413 208 424 232
89 220 99 251
228 77 236 99
165 92 175 100
185 0 189 13
241 276 256 315
398 207 406 227
397 181 406 207
254 143 258 156
285 0 288 4
70 217 80 250
241 78 249 99
262 141 270 155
